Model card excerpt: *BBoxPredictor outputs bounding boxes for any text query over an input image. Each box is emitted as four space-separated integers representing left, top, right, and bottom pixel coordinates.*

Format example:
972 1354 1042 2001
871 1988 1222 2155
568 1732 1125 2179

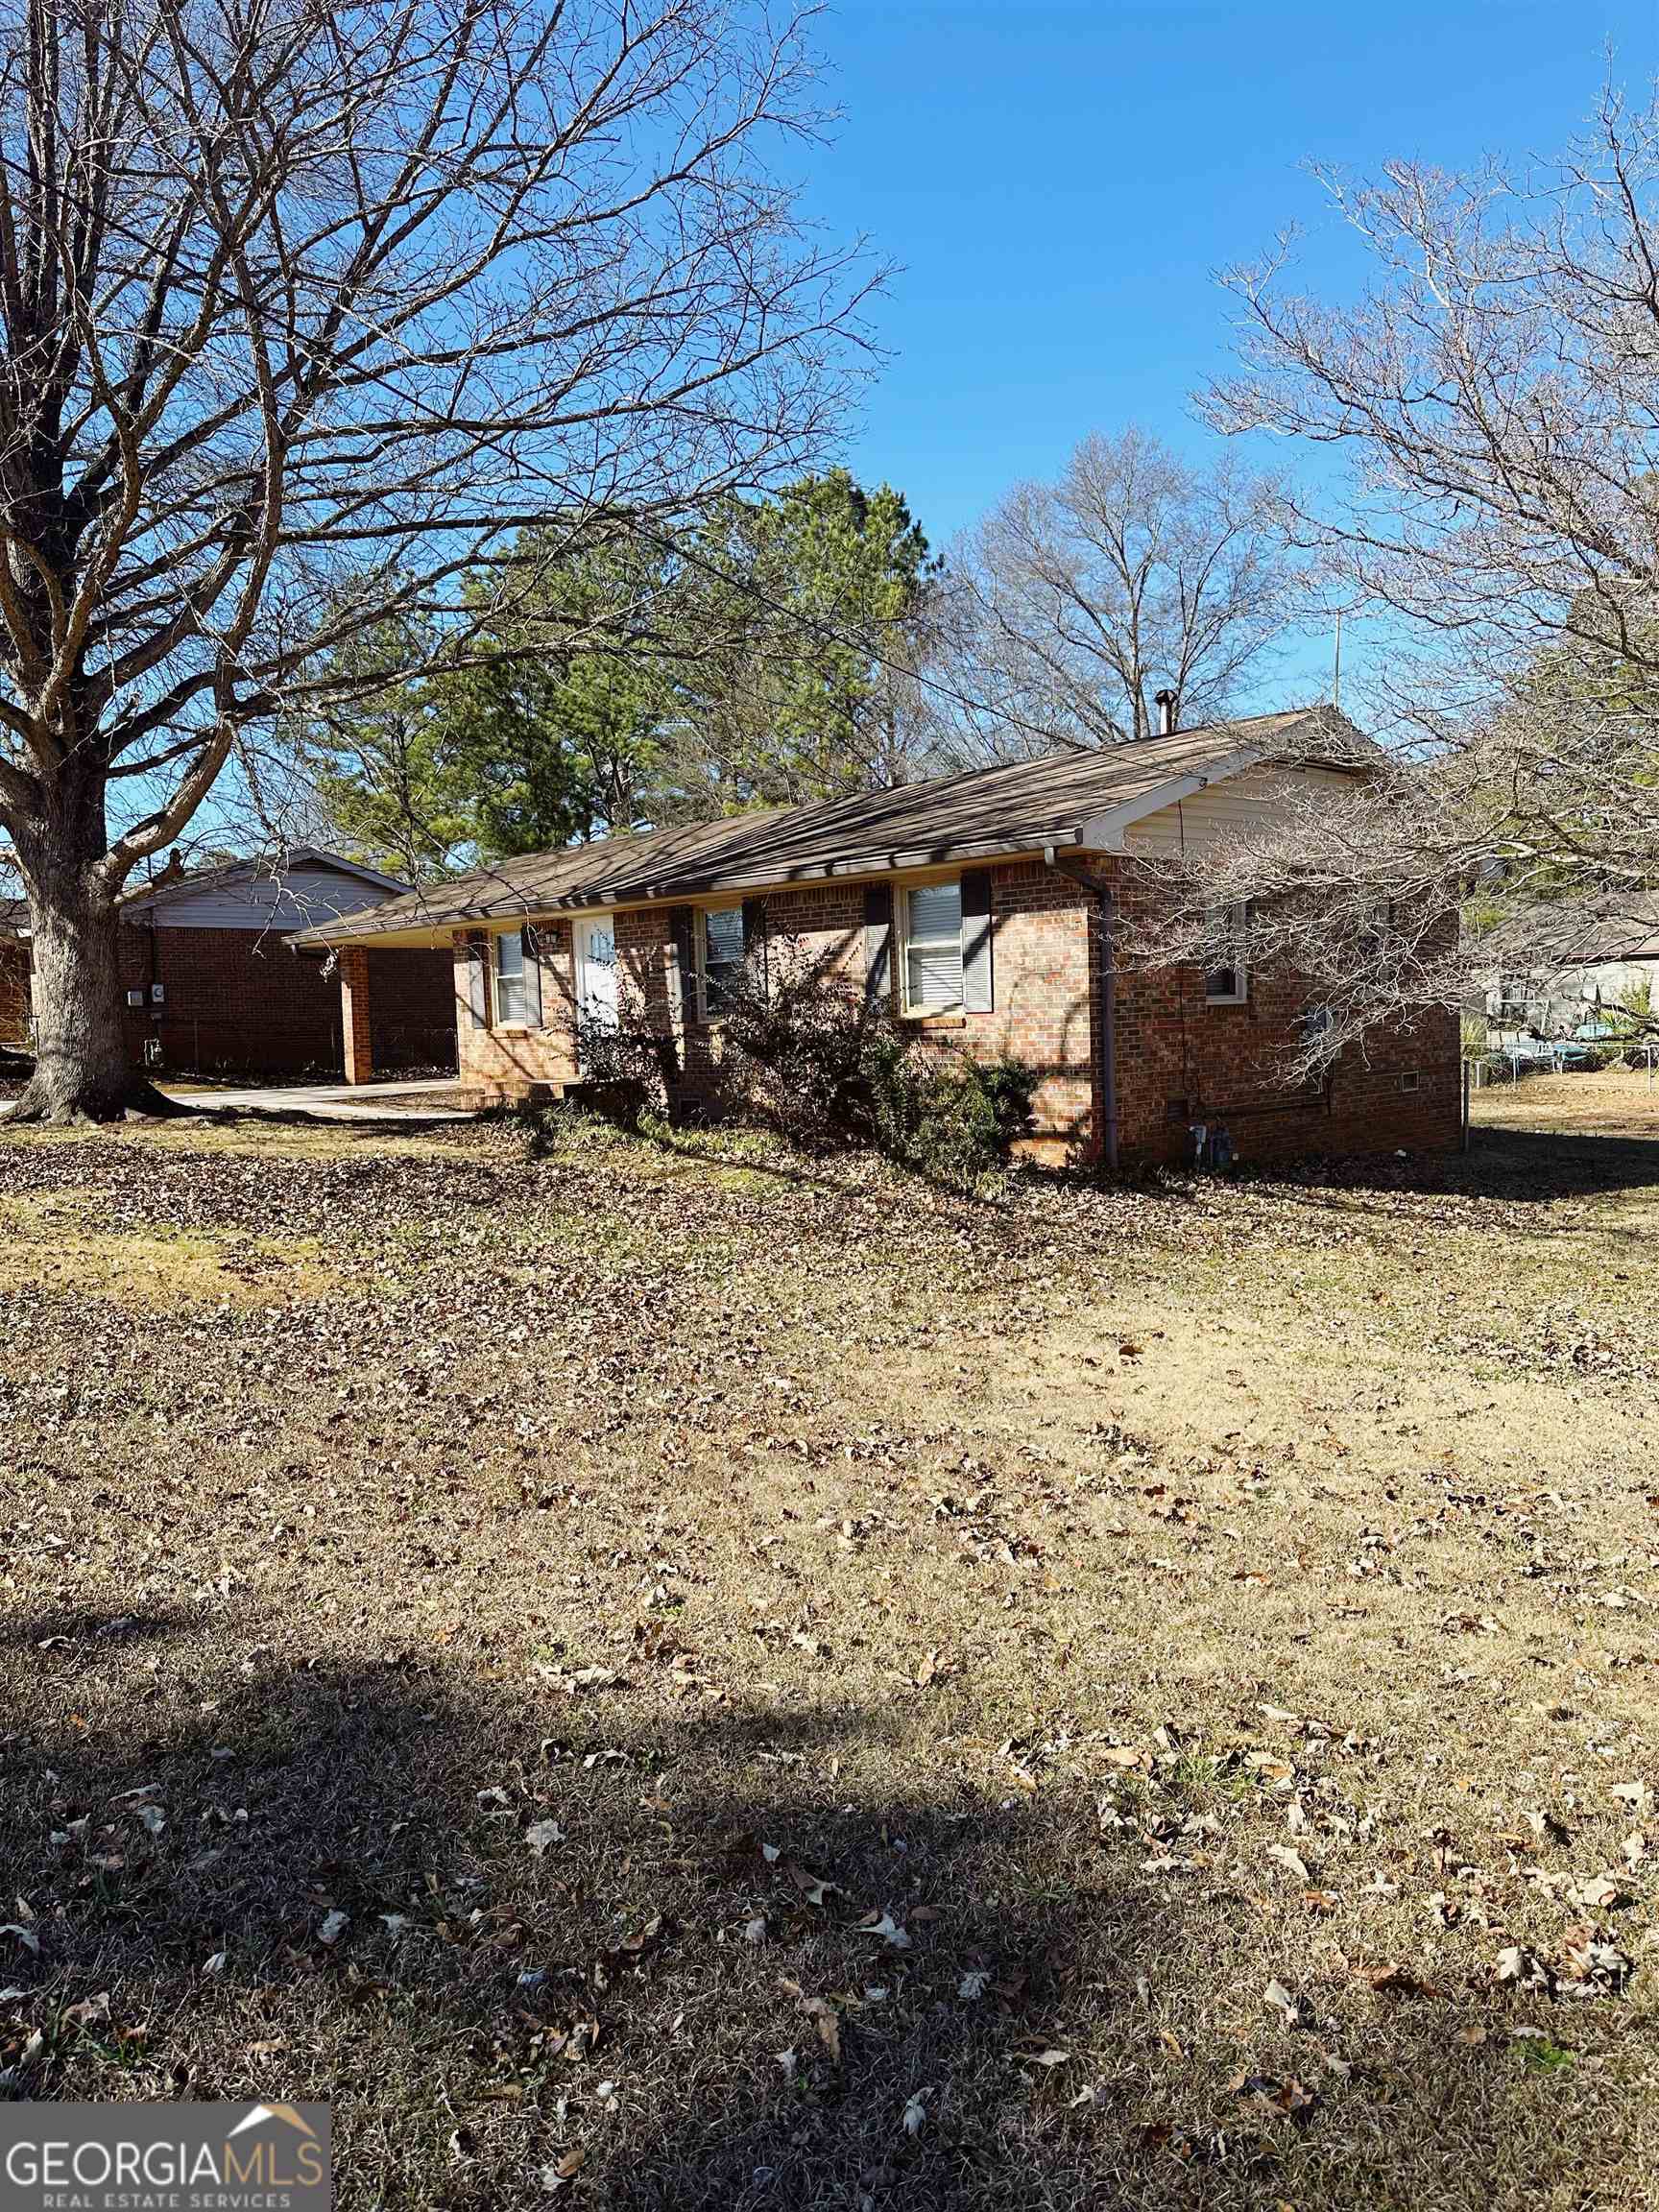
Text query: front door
574 917 620 1061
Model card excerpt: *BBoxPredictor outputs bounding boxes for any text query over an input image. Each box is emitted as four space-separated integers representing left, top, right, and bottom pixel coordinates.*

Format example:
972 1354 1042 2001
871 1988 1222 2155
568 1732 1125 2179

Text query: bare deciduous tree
0 0 872 1119
1156 85 1659 1070
1212 89 1659 670
932 426 1294 763
1134 677 1659 1084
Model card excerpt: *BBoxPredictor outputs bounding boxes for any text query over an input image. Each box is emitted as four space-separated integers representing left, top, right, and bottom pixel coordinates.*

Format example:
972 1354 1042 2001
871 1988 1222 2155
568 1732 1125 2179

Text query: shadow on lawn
0 1657 1591 2211
196 1104 472 1138
0 1603 197 1653
1254 1121 1659 1209
1462 1120 1659 1198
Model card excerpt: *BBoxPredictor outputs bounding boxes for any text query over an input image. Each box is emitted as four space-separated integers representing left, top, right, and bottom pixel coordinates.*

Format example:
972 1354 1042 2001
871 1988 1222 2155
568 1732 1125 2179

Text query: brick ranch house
2 849 455 1079
293 711 1460 1167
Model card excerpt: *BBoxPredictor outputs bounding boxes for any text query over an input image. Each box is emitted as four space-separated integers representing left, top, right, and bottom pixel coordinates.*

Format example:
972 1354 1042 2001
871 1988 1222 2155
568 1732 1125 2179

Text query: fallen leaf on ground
862 1911 910 1950
1263 1979 1300 2028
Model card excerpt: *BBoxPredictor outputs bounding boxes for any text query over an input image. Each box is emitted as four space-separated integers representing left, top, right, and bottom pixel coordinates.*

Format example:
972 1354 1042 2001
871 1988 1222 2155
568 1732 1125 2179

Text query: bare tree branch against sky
936 427 1298 761
1135 86 1659 1065
0 0 875 1119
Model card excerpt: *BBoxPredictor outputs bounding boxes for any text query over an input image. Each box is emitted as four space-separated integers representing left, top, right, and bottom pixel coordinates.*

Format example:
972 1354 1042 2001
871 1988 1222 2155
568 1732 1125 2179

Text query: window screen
494 929 528 1024
702 905 745 1016
1205 902 1249 1004
904 880 963 1012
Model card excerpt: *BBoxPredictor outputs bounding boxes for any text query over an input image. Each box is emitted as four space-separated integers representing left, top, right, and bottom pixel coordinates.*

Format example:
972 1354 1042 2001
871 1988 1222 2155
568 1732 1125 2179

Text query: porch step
463 1078 565 1109
463 1075 648 1121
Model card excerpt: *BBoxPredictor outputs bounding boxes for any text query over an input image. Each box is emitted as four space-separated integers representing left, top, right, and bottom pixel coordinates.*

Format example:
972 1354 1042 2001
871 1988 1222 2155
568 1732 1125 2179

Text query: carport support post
340 947 374 1086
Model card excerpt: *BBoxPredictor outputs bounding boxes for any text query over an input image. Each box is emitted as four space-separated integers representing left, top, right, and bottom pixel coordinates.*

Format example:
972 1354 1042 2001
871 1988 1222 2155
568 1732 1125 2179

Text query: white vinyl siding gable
902 880 964 1013
127 863 397 931
1122 765 1358 854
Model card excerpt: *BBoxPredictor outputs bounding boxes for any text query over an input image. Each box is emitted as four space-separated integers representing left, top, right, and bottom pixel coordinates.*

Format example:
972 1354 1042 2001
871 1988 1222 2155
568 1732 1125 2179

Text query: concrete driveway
162 1077 473 1122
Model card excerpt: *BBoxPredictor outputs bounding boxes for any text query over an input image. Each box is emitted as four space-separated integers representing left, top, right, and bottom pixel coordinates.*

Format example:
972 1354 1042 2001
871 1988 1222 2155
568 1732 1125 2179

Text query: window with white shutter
902 880 964 1014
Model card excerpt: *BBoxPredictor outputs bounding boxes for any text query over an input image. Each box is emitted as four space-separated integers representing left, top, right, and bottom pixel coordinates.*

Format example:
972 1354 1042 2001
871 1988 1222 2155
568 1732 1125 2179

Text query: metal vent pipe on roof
1154 688 1177 735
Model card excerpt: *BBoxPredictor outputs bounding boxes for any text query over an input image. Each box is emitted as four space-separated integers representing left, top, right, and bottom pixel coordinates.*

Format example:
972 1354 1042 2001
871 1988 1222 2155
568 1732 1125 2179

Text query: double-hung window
1204 902 1249 1005
701 904 745 1018
902 880 964 1014
494 927 541 1026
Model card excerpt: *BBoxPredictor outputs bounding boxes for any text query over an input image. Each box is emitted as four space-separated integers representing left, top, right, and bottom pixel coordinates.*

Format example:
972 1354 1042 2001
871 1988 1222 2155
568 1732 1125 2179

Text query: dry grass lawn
2 1074 1657 2210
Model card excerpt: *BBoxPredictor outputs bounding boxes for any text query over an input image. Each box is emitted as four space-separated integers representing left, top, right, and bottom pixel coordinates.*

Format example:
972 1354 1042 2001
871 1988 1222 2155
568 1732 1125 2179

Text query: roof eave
287 831 1086 950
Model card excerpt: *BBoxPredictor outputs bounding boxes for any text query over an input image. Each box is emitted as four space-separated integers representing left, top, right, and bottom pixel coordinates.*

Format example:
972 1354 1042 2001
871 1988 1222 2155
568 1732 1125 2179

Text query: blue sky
799 0 1659 701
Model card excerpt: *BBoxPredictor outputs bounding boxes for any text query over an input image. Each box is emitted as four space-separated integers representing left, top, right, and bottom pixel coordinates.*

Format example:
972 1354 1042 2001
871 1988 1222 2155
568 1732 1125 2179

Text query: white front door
574 917 620 1051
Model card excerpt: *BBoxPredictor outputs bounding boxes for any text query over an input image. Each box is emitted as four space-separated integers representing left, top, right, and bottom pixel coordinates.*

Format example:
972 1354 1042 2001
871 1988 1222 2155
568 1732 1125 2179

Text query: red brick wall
450 872 1099 1148
116 925 454 1078
448 861 1461 1165
361 948 458 1074
0 941 28 1046
1106 863 1460 1164
454 921 582 1097
657 871 1101 1155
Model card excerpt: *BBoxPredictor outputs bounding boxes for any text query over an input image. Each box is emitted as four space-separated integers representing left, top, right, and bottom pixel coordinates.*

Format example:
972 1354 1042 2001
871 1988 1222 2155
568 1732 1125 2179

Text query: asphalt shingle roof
290 708 1366 947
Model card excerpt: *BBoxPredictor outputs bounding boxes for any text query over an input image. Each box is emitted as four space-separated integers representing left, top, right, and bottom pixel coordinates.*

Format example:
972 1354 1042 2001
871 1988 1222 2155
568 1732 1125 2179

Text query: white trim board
1077 748 1265 852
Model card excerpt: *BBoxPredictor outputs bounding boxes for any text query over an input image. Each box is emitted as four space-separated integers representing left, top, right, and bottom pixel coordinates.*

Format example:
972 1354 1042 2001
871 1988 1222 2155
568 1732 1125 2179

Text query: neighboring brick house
293 713 1461 1166
0 902 28 1048
4 851 456 1079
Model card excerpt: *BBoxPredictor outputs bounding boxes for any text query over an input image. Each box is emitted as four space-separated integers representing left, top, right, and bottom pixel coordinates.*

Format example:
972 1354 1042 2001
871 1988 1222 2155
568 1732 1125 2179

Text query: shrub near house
294 712 1461 1167
564 928 1038 1190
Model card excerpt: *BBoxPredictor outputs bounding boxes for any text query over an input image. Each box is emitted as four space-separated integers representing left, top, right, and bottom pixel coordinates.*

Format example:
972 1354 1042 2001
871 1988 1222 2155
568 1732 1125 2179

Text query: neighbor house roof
290 707 1368 950
123 844 409 919
1520 899 1659 971
1 849 410 940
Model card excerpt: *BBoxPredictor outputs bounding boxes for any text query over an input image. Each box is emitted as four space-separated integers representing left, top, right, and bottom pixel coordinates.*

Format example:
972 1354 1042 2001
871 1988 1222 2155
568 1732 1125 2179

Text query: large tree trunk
10 873 172 1123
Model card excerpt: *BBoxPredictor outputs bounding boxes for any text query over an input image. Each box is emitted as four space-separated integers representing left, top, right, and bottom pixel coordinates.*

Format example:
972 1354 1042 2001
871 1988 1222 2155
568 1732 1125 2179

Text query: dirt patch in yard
1471 1066 1659 1138
1 1103 1655 2210
0 1188 344 1307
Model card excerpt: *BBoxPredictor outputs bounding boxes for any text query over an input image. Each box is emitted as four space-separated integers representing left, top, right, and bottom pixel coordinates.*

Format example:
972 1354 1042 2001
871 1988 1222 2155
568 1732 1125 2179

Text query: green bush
700 938 1036 1191
864 1037 1035 1193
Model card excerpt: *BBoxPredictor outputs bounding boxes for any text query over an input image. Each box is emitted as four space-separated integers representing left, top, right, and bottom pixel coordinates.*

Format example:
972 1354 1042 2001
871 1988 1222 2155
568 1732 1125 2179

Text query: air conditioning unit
126 988 145 1008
